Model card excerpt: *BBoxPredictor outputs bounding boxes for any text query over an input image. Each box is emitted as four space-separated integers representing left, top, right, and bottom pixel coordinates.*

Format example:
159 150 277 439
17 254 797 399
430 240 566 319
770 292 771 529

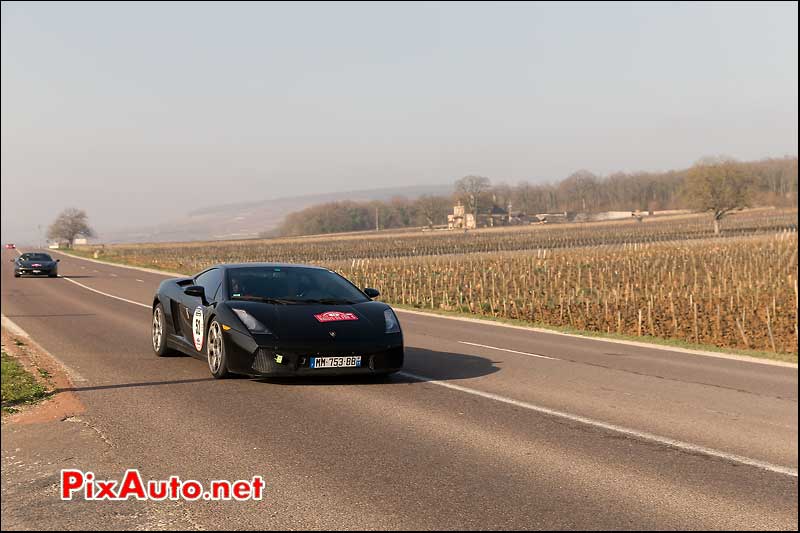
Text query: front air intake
252 349 275 373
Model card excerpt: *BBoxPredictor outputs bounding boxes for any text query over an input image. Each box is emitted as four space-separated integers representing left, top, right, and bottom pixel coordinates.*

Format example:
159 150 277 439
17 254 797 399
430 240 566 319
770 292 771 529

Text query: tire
206 320 230 379
49 272 58 278
152 303 175 357
14 273 20 278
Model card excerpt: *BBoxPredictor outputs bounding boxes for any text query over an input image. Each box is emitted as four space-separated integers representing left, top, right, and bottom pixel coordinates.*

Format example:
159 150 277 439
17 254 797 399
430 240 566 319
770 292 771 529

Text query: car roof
210 263 328 271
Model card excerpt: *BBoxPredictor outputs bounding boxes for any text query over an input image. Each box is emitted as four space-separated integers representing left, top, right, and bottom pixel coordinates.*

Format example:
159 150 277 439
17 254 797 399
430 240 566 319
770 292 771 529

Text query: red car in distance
5 244 16 249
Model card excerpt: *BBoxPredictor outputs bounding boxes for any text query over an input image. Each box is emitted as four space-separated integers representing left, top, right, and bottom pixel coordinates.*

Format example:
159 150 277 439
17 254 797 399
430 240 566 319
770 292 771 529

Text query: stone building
447 203 476 229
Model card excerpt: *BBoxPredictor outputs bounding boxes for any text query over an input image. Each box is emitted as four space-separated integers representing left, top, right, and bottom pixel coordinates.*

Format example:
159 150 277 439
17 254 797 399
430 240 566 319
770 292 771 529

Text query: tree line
275 156 797 237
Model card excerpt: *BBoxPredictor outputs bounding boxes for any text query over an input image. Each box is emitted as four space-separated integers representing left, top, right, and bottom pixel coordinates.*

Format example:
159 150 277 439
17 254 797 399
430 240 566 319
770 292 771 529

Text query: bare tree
454 175 491 220
513 182 533 214
416 195 449 228
491 182 514 211
47 208 96 247
558 170 598 212
685 158 753 234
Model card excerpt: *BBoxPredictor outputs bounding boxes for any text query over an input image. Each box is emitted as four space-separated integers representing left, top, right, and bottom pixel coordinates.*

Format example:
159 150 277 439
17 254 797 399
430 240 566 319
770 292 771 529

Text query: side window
194 269 223 301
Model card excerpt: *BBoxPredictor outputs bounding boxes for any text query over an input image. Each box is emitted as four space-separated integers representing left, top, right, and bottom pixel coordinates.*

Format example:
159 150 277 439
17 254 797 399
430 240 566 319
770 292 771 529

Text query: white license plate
32 270 41 273
310 356 362 369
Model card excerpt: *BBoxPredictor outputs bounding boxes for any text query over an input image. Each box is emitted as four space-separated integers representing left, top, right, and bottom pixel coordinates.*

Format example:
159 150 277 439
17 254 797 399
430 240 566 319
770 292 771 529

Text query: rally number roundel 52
192 307 204 351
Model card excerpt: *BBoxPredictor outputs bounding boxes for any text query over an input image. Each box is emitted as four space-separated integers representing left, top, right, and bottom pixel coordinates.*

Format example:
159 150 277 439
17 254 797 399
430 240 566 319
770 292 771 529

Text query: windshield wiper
230 296 298 305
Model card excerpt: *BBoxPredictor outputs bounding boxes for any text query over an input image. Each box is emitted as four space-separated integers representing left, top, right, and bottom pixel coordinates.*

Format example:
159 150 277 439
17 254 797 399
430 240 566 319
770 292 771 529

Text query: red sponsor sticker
314 311 359 323
32 263 42 267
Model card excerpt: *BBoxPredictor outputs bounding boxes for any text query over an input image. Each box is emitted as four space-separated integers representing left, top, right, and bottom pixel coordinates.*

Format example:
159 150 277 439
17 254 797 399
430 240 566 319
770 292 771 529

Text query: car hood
225 300 390 341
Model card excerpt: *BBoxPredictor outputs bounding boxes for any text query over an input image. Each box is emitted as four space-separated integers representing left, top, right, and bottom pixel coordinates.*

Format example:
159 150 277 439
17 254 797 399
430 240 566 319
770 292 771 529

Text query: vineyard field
73 208 798 355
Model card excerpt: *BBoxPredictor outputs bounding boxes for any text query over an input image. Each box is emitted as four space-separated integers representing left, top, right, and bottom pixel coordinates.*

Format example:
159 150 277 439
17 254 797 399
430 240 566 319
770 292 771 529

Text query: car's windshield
20 253 52 261
227 267 369 304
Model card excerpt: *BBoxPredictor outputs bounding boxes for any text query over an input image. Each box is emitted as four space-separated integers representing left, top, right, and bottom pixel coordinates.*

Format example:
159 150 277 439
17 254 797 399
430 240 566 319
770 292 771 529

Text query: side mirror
184 285 206 300
56 259 60 263
364 288 380 299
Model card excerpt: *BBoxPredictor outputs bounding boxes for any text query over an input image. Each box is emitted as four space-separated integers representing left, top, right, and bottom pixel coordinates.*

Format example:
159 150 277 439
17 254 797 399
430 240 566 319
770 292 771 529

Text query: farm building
48 234 91 248
447 203 676 229
447 203 476 230
533 212 573 223
448 203 533 229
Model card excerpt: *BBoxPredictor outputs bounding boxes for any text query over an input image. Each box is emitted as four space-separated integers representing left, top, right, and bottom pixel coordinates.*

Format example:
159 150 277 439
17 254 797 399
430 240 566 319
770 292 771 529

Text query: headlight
384 308 400 334
232 309 272 334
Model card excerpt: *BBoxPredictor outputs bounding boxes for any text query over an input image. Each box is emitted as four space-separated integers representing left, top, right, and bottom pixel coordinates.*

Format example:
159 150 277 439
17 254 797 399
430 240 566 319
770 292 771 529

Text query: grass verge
391 304 798 364
1 351 52 414
61 248 190 275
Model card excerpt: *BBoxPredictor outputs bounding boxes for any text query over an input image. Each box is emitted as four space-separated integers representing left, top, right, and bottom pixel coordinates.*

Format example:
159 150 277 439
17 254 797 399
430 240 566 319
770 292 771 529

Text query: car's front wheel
152 303 175 357
207 320 230 379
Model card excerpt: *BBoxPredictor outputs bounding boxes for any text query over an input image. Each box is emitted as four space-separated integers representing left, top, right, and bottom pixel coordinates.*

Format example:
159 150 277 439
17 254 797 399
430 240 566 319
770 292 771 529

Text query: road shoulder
2 320 84 424
0 318 202 530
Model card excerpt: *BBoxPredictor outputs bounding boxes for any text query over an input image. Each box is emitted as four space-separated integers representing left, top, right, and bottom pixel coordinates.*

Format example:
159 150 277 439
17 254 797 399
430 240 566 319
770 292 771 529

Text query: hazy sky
2 1 797 242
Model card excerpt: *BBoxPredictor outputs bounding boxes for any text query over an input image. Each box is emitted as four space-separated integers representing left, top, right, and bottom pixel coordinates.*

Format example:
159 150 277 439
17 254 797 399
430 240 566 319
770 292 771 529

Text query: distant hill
99 184 453 243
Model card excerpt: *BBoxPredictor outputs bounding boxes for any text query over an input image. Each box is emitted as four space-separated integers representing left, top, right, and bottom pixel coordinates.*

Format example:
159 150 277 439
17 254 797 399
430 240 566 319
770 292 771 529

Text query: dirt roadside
2 326 85 423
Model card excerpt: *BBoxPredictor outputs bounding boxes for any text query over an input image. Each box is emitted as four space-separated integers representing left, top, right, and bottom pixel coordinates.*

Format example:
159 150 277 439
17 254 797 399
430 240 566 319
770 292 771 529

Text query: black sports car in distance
12 252 60 277
151 263 404 378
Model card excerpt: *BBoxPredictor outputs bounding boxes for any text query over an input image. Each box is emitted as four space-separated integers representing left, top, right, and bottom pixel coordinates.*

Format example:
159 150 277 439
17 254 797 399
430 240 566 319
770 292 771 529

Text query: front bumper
222 327 404 376
15 268 55 276
248 346 404 376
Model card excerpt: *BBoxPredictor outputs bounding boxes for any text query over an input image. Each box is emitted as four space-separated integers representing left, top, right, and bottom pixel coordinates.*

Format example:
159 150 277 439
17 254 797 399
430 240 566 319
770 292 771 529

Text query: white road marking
397 308 797 368
48 249 185 277
398 371 798 478
459 341 558 360
135 279 144 283
59 276 150 309
110 273 118 277
1 314 88 383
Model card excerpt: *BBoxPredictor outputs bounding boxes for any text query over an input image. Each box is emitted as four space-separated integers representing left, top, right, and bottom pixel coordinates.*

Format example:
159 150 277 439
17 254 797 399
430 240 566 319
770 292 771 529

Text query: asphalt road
1 249 797 530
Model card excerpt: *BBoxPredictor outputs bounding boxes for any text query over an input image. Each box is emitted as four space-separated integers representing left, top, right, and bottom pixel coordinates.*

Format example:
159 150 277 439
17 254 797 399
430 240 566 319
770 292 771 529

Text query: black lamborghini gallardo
13 252 60 277
151 263 404 378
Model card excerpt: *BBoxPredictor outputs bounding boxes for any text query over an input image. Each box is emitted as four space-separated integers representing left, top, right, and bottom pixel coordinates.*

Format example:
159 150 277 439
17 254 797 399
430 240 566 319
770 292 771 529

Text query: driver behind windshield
228 267 367 303
20 253 51 261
